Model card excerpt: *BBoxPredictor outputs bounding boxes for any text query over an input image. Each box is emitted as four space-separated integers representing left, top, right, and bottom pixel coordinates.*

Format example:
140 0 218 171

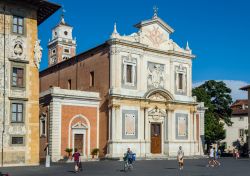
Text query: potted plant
91 148 99 159
65 148 73 159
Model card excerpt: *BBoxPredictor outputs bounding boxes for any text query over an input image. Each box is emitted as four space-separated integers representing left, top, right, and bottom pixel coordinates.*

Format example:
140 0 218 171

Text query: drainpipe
1 4 6 167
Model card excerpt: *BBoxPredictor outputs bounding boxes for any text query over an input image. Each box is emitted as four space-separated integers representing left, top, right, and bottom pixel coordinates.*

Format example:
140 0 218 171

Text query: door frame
150 122 162 154
72 129 86 156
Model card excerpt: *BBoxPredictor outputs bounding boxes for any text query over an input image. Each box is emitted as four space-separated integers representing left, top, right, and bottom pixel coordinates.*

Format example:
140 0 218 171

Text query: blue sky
38 0 250 98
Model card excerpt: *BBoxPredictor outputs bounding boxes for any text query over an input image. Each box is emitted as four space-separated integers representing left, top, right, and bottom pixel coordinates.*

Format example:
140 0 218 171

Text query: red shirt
73 152 81 161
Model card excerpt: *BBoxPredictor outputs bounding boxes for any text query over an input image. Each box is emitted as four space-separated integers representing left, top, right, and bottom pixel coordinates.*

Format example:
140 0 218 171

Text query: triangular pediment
110 15 192 55
134 17 174 34
134 17 175 50
72 122 88 129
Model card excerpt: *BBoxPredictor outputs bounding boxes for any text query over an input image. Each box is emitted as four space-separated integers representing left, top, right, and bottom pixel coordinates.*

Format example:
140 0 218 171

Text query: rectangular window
12 67 24 87
126 65 133 83
239 129 244 138
68 79 72 90
40 117 46 136
11 103 23 123
178 73 183 90
42 120 46 135
90 71 94 87
11 137 24 145
64 48 70 53
13 16 24 35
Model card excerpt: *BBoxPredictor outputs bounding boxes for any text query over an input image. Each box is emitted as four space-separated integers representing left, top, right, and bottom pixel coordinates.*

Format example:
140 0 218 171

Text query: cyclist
127 148 133 164
123 148 134 171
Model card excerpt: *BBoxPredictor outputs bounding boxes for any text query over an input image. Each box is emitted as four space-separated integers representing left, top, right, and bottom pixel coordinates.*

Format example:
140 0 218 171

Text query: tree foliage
193 80 233 144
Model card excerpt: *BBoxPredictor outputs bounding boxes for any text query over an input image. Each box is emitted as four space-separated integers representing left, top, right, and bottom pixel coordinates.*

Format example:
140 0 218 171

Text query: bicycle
123 158 133 172
123 153 135 172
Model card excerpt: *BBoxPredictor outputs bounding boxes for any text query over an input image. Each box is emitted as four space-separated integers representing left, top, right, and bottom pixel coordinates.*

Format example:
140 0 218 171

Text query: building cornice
40 87 101 102
109 93 197 106
9 97 28 101
107 38 195 59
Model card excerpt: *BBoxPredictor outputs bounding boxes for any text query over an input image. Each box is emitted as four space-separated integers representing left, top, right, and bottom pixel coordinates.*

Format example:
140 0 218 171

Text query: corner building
40 12 206 160
0 0 60 166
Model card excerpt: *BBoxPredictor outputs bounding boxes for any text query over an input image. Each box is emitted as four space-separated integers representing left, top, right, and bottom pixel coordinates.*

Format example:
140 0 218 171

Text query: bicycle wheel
124 162 128 172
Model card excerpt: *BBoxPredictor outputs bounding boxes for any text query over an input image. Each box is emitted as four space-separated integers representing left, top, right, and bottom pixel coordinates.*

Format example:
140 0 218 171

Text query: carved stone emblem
34 40 43 69
148 92 166 101
148 107 166 121
11 36 26 59
14 43 23 56
145 26 167 47
148 63 165 89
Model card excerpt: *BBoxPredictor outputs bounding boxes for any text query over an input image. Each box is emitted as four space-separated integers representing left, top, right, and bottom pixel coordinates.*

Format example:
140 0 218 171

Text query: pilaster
49 99 61 162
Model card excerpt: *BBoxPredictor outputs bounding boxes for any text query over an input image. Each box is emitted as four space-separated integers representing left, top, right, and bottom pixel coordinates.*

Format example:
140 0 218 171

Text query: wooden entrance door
74 134 83 154
151 123 161 154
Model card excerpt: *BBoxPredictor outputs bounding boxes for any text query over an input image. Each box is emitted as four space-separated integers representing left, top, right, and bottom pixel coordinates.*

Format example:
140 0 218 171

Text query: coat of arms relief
145 26 168 47
10 36 27 60
147 62 165 89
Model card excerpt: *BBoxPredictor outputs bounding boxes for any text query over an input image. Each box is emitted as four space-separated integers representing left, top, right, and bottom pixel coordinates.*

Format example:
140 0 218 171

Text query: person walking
235 149 240 160
213 147 221 166
177 146 184 170
72 148 81 173
207 146 215 167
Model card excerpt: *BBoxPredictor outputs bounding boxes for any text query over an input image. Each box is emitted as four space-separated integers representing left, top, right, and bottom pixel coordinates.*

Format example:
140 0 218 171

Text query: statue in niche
34 40 43 69
148 63 165 88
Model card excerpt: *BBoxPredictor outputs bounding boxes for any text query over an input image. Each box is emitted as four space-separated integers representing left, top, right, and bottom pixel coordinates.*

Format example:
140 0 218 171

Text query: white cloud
193 80 249 101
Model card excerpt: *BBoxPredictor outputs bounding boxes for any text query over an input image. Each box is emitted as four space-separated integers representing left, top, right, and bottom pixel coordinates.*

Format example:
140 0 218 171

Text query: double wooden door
151 123 161 154
74 134 83 154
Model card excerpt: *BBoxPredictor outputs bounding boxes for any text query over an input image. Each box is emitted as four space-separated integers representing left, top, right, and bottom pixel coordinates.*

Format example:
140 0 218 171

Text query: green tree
193 80 232 145
199 80 233 125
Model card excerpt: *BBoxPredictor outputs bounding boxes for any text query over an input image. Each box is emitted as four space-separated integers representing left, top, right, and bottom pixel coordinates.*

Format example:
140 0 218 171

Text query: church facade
40 11 205 160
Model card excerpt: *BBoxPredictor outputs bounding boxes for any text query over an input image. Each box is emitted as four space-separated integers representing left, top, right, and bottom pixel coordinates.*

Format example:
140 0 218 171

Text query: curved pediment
145 88 174 101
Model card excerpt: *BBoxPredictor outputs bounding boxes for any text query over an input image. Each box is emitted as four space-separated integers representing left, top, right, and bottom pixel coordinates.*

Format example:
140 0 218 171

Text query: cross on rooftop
153 6 158 19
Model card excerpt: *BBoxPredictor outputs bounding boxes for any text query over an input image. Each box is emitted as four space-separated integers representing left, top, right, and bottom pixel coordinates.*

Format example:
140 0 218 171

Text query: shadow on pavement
195 164 206 167
67 171 76 174
165 167 177 170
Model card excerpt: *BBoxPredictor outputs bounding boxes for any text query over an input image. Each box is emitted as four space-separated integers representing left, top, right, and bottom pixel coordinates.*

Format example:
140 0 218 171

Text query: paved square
1 158 250 176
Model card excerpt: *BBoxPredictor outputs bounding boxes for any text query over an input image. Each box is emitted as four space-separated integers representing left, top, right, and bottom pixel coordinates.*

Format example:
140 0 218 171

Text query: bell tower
48 14 76 67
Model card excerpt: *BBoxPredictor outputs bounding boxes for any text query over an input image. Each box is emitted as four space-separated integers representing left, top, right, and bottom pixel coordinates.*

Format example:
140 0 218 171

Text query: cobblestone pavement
1 158 250 176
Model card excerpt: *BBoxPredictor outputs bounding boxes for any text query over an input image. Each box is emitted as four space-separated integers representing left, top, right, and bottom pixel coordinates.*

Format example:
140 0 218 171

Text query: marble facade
107 12 206 158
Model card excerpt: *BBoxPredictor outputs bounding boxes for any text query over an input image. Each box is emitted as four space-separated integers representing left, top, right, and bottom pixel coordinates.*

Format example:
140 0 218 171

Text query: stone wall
0 2 39 165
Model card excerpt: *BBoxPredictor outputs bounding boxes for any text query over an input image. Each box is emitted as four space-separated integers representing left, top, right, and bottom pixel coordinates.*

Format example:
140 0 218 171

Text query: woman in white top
177 146 184 170
207 147 215 167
